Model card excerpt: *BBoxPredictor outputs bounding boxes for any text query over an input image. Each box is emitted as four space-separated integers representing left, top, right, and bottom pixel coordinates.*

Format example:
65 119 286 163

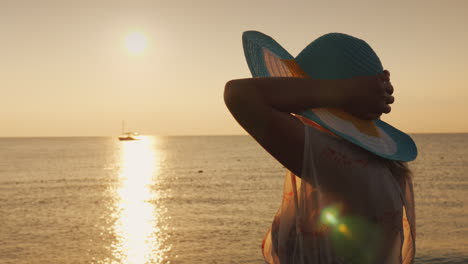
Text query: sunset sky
1 0 467 137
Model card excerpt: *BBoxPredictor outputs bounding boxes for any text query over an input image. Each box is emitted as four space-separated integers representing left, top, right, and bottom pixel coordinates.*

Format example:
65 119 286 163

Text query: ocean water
0 134 466 264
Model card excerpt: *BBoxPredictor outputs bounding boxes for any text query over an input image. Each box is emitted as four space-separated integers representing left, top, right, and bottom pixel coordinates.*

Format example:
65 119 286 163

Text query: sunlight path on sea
111 136 169 264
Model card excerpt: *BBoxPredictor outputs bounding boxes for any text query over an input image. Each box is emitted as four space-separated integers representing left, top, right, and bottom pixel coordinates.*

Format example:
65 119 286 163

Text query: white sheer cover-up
262 124 415 264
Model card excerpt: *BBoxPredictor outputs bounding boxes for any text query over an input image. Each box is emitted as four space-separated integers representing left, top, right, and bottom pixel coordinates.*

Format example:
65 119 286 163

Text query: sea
0 134 467 264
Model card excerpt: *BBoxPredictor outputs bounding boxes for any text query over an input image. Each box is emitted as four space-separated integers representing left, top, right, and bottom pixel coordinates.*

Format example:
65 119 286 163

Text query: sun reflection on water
112 136 169 264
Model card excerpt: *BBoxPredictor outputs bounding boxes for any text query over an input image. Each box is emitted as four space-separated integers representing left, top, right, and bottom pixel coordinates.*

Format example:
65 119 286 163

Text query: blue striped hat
242 30 417 162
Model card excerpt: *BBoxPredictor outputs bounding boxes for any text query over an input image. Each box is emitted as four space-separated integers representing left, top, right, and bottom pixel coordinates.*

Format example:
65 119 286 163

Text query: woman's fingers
384 70 390 78
383 104 391 114
344 71 394 119
386 95 395 104
385 82 394 95
380 70 390 82
383 70 390 80
374 95 392 116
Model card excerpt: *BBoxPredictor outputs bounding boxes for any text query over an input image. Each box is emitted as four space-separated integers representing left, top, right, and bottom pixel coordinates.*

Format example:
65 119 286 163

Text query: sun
124 32 148 55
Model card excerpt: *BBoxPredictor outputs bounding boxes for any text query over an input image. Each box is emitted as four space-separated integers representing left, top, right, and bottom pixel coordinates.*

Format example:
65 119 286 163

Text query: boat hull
118 135 139 141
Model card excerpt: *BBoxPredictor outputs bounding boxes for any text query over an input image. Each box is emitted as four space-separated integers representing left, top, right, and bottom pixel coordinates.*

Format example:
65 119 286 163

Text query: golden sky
1 0 467 136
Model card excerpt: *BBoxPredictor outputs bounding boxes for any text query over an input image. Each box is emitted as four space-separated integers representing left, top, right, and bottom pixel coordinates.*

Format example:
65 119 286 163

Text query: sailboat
118 121 140 141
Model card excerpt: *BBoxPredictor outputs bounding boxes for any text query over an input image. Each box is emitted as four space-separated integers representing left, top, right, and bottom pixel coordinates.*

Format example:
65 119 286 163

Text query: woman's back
262 124 411 264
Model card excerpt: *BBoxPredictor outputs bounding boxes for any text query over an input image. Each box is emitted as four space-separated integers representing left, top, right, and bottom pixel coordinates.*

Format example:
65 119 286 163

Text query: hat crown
295 33 383 80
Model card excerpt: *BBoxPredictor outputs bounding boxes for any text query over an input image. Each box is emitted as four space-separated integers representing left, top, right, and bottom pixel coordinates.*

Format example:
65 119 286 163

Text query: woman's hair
384 160 412 186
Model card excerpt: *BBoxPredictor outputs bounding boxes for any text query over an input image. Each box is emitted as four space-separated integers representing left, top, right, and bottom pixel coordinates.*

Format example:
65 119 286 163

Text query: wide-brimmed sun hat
242 30 417 162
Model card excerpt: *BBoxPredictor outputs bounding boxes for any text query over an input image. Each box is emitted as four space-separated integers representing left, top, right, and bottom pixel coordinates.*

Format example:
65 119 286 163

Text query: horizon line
1 131 468 138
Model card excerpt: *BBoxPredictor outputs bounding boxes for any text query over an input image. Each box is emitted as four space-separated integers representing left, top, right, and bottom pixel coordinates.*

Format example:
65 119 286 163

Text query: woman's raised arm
224 73 392 176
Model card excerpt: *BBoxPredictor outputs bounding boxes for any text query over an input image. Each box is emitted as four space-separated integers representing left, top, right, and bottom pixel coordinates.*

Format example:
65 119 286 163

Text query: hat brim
242 31 417 161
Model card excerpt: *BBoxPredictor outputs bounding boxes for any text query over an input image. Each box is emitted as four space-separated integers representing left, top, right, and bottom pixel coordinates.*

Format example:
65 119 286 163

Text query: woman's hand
339 70 394 120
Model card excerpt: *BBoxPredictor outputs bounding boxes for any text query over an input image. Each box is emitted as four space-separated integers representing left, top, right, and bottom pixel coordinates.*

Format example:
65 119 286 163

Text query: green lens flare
320 206 340 226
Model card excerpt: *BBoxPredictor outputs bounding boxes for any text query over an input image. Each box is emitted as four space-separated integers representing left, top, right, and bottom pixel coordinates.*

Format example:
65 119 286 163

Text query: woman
224 31 416 264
